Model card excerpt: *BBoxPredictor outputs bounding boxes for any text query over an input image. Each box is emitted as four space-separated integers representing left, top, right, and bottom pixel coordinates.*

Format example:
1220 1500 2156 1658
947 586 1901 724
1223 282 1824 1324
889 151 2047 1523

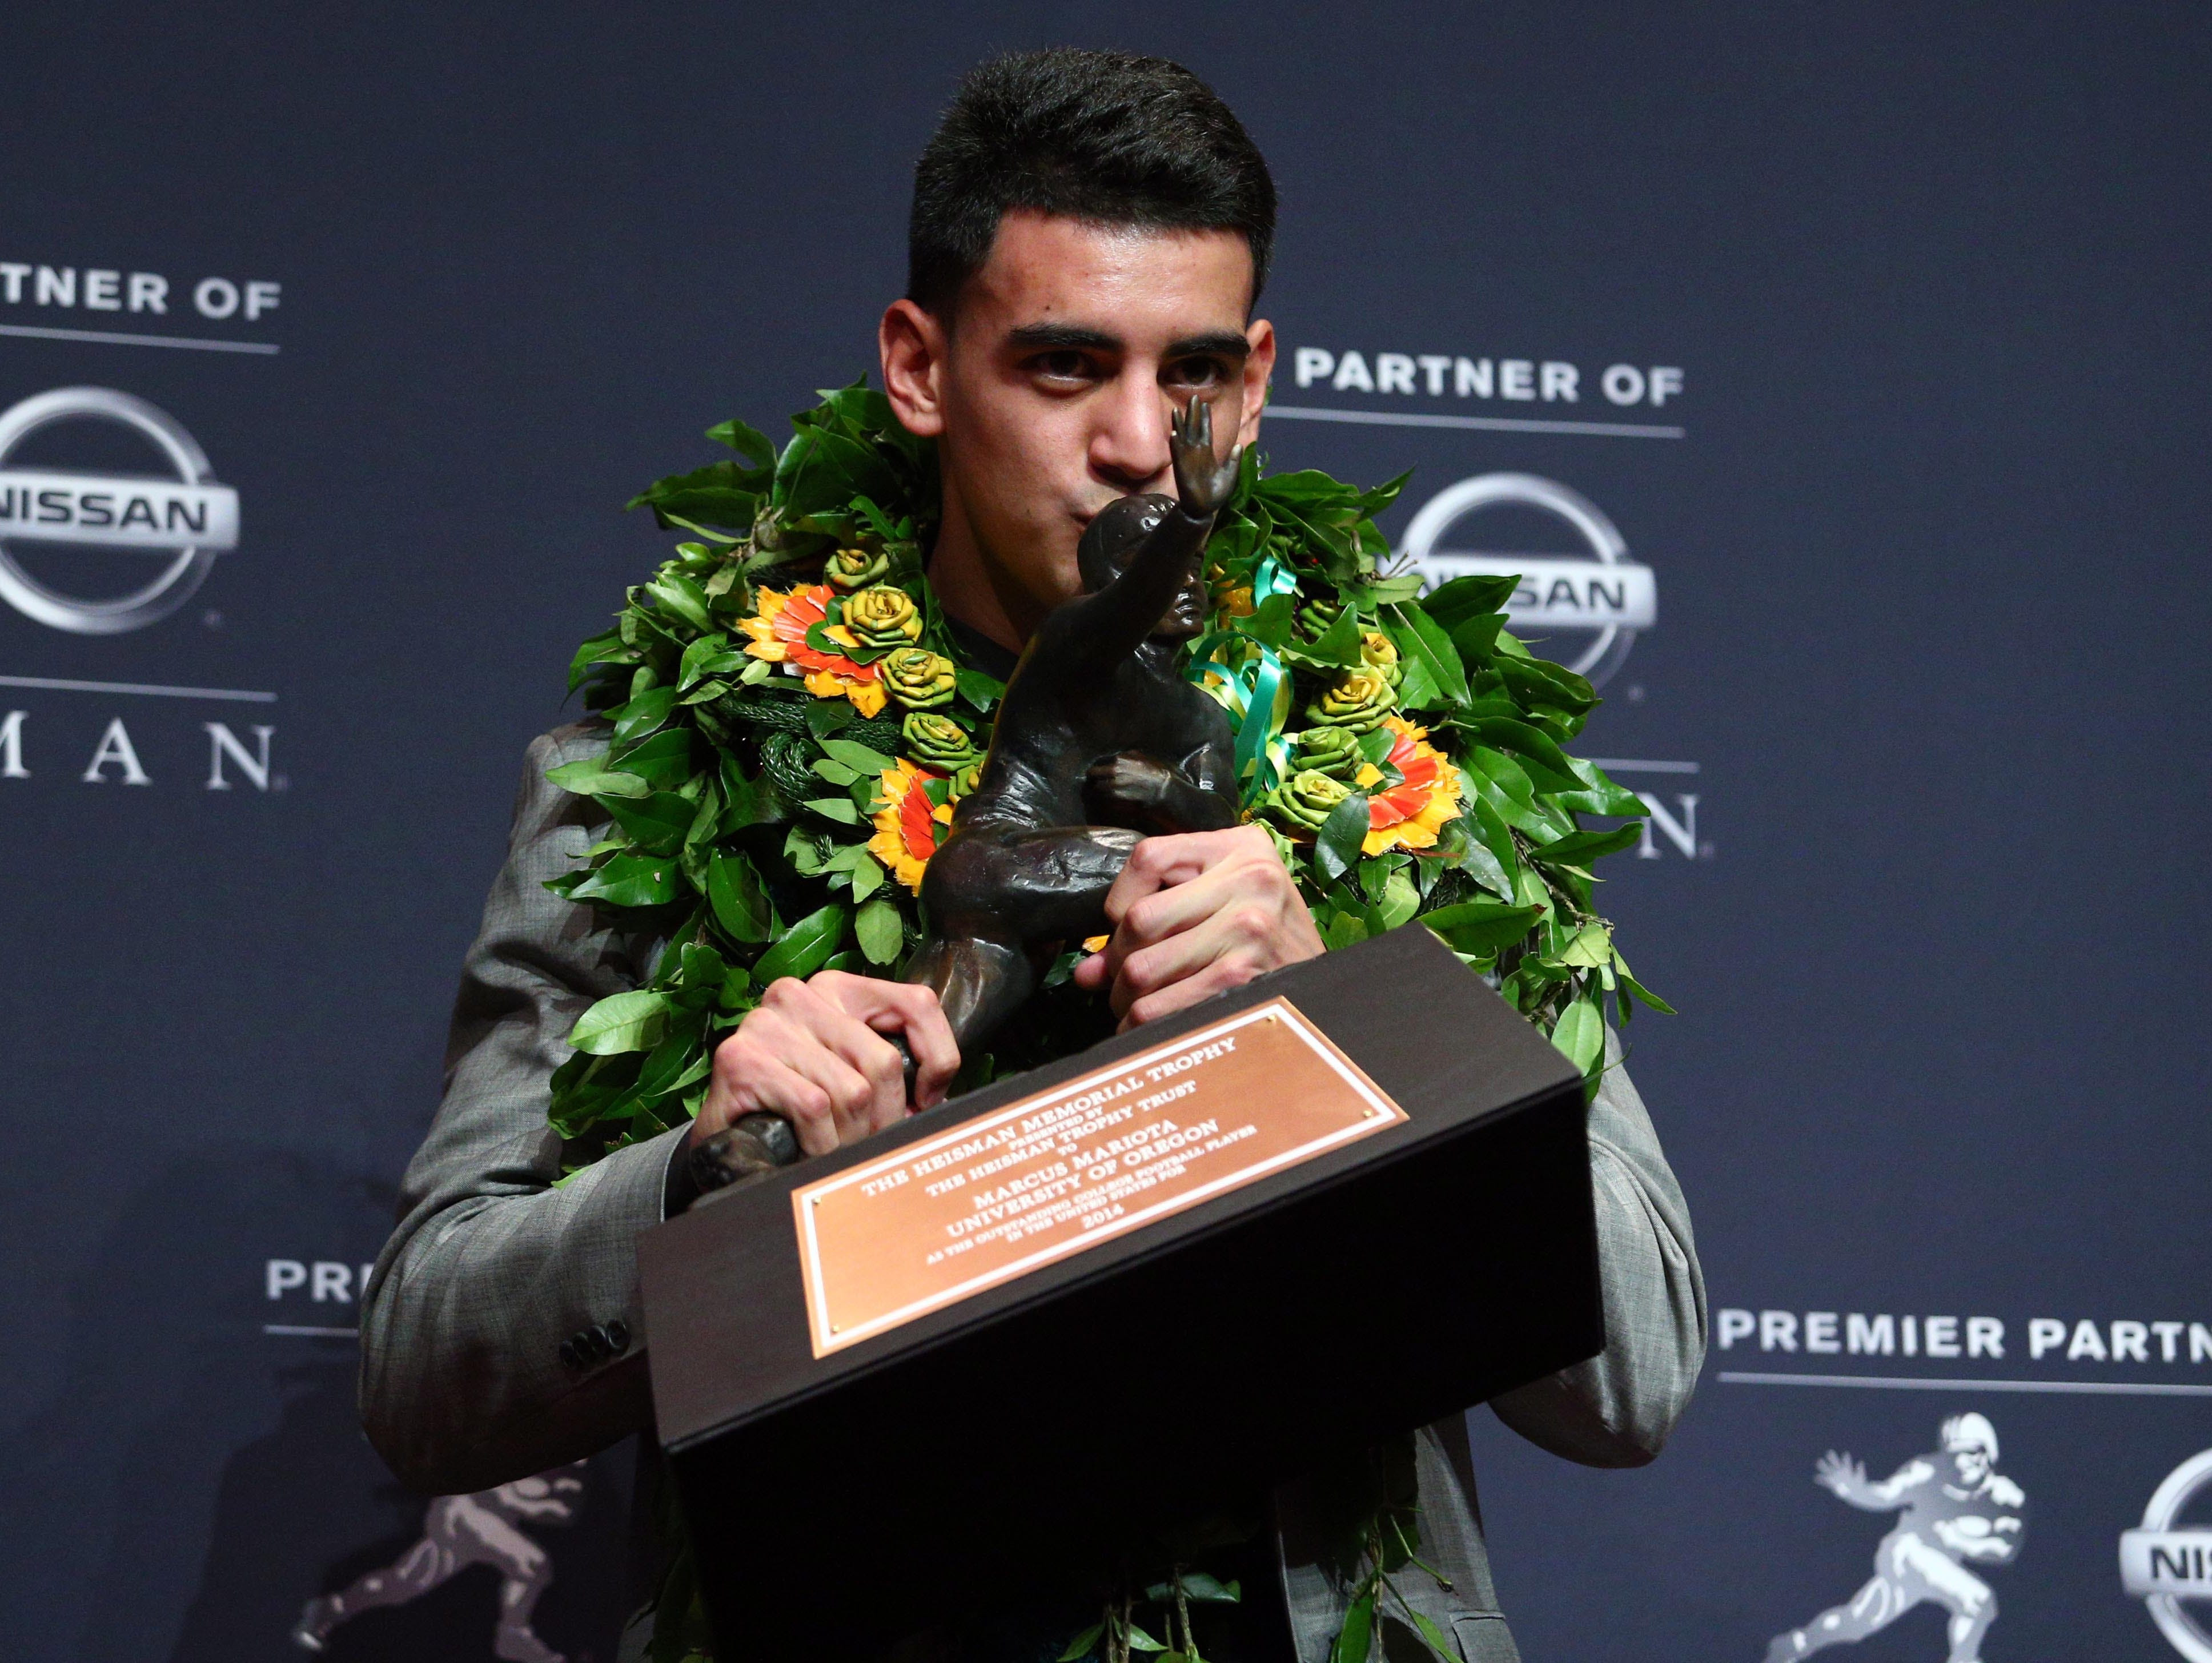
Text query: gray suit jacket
360 726 1707 1662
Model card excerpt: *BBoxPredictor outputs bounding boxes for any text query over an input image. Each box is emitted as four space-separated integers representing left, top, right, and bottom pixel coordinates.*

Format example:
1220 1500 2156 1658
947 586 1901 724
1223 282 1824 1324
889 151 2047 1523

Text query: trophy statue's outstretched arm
909 822 1146 1050
1038 394 1241 682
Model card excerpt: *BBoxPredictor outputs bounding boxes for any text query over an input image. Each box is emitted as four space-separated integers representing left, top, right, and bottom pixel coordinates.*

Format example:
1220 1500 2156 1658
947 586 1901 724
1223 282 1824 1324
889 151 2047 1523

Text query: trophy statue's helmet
1941 1412 1998 1461
1077 493 1174 592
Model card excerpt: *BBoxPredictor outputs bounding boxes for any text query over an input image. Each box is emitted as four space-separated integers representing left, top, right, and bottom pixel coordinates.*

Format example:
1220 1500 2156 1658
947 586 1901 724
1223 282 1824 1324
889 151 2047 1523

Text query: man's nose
1089 373 1173 493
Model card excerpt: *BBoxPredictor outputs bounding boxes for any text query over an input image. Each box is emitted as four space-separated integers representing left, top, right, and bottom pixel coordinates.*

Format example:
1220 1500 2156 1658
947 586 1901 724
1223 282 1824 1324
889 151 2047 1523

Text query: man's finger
814 973 961 1111
1070 946 1110 993
1101 828 1249 926
1093 839 1252 987
733 1048 838 1156
762 1005 879 1143
1098 837 1285 978
1107 859 1241 958
782 979 908 1132
822 1013 910 1133
1119 949 1262 1031
880 985 961 1111
1107 905 1242 1019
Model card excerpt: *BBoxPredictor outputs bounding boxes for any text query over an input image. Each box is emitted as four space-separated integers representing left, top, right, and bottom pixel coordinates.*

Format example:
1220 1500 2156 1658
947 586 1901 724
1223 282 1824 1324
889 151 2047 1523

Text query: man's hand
691 970 960 1158
1071 824 1323 1029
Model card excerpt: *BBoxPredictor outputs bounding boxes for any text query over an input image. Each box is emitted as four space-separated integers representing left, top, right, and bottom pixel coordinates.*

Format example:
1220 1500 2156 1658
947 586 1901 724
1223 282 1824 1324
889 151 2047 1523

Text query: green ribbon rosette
881 646 958 710
1261 768 1353 834
1306 666 1397 734
902 710 976 770
1296 594 1346 640
846 584 923 649
1287 725 1363 780
1359 629 1404 688
826 545 890 590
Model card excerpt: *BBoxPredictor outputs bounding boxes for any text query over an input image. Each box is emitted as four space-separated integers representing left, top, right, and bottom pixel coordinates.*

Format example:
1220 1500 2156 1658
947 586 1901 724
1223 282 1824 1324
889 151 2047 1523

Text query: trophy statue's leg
912 822 1144 1054
693 823 1150 1182
905 933 1037 1057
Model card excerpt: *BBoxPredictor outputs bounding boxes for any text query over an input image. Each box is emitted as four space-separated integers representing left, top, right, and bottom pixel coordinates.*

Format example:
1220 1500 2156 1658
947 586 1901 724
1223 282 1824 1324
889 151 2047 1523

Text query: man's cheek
978 412 1070 516
958 419 1047 533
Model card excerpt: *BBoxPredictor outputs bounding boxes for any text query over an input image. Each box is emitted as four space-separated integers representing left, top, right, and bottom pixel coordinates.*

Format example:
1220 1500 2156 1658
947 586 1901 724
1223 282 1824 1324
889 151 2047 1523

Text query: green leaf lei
547 379 1671 1661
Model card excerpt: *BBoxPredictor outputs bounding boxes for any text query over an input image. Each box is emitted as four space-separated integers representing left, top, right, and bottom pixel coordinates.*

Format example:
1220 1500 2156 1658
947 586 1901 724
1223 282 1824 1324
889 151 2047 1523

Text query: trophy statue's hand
1170 393 1241 516
1085 751 1238 835
1813 1450 1866 1499
1086 750 1178 814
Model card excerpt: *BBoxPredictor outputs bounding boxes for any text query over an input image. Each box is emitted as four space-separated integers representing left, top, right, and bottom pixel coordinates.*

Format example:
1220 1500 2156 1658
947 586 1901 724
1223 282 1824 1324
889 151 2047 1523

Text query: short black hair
908 48 1276 318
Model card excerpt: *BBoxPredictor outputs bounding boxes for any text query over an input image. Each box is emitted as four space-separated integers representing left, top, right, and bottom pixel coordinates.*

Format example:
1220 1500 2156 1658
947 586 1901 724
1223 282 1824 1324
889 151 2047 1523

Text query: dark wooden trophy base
639 922 1600 1658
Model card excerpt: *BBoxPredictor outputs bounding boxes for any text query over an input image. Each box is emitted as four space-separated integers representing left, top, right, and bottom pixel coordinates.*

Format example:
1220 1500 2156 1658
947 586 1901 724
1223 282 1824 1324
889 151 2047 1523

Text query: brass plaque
792 997 1408 1357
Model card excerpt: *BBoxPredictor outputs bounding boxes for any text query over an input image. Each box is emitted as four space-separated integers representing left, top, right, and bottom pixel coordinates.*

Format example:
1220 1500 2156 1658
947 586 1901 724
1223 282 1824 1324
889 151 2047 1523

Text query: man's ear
881 299 949 438
1237 317 1278 453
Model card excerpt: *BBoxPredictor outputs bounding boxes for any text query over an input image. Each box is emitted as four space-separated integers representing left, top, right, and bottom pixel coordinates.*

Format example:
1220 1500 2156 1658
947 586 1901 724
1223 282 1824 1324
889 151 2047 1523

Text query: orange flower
738 584 886 717
1356 716 1463 856
868 758 952 893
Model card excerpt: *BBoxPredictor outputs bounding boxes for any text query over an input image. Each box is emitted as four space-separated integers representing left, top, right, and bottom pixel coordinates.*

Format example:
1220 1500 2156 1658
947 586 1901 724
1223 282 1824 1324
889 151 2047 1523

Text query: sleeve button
604 1319 632 1354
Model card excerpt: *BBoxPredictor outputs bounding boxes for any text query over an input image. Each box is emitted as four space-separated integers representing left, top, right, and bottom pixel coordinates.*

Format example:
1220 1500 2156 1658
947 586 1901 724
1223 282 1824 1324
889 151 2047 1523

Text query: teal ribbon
1232 650 1287 791
1251 552 1299 606
1188 555 1300 796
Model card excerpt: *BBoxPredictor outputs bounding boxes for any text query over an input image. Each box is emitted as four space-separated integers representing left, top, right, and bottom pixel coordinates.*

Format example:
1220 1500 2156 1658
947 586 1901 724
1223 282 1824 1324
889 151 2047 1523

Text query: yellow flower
737 585 886 717
868 758 952 893
1361 716 1463 855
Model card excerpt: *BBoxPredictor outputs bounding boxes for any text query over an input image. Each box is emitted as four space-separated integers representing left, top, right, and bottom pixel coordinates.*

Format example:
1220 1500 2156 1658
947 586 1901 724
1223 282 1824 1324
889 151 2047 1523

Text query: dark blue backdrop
3 5 2207 1659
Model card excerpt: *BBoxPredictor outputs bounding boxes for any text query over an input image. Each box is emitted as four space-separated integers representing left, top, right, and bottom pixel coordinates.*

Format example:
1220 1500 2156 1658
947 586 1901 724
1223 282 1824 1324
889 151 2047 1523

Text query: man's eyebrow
1007 323 1121 352
1165 331 1253 360
1003 324 1251 360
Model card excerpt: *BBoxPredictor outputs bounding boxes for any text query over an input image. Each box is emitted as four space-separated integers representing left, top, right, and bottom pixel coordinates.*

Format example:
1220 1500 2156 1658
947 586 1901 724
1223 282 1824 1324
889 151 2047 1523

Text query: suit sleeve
1487 1027 1707 1466
358 725 684 1494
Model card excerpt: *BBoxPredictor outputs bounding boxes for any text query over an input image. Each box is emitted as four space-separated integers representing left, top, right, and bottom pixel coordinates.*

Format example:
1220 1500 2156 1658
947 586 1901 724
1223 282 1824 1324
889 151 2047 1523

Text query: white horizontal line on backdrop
0 322 280 355
264 1324 358 1339
0 673 276 702
1264 404 1685 440
1583 758 1701 775
1720 1369 2212 1398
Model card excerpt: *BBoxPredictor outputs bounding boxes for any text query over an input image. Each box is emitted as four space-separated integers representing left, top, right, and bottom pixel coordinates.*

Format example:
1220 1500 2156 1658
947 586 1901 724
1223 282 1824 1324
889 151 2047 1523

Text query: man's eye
1164 358 1230 389
1030 351 1093 381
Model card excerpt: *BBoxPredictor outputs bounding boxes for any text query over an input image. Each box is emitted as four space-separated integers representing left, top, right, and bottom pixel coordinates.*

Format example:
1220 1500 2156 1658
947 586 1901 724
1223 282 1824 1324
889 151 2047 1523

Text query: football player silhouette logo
293 1463 584 1661
1765 1414 2025 1663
